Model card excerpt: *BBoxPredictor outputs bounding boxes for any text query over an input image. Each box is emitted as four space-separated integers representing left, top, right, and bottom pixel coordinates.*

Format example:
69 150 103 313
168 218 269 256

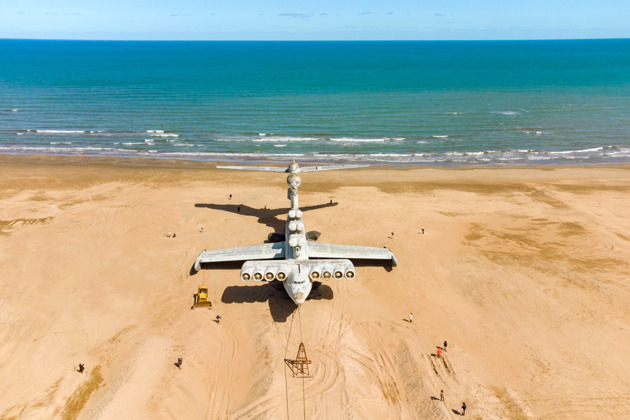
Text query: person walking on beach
408 313 413 323
440 390 444 401
461 402 466 416
444 340 448 352
177 357 182 370
229 194 232 200
437 347 442 358
78 363 84 373
216 315 221 324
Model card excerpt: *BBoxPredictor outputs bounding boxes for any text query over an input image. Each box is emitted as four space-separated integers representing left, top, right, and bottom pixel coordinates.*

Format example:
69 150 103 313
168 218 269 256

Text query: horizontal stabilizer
216 165 288 172
299 164 368 172
216 164 368 173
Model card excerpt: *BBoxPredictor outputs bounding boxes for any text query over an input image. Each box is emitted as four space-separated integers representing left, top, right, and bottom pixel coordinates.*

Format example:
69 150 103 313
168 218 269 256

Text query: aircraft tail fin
216 163 368 173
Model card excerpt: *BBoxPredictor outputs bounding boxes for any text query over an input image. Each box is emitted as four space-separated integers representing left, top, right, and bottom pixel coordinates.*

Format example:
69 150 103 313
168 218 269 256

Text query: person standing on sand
444 340 448 352
437 347 442 358
177 357 182 370
408 313 413 323
78 363 84 373
461 402 466 415
440 390 444 401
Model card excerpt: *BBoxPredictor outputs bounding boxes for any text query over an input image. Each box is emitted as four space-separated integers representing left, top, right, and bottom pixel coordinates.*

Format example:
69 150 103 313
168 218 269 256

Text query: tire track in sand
204 322 238 420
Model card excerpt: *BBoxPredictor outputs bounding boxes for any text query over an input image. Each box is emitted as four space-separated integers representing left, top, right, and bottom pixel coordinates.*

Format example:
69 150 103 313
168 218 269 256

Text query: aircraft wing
307 242 397 267
194 242 285 271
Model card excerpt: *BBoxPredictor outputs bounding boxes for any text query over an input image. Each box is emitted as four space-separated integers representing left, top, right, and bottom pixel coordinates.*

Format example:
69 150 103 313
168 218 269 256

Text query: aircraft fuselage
194 161 395 307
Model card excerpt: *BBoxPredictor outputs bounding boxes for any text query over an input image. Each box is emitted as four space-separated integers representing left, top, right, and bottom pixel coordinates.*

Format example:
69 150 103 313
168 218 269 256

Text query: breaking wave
1 144 628 166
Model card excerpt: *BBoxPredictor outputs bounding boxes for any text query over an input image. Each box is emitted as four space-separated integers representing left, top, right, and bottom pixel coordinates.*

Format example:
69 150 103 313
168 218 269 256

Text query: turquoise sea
1 39 629 165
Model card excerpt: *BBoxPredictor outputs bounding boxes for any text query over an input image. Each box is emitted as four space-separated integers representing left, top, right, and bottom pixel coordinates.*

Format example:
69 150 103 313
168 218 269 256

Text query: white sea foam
2 142 628 166
494 111 520 116
0 146 117 153
329 137 389 143
35 130 87 134
145 130 179 137
50 142 72 145
11 109 19 112
576 147 604 153
431 135 449 138
549 147 603 155
252 136 318 142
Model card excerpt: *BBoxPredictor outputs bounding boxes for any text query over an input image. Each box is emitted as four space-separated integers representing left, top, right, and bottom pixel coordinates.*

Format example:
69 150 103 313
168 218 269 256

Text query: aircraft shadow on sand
194 202 338 234
220 282 334 322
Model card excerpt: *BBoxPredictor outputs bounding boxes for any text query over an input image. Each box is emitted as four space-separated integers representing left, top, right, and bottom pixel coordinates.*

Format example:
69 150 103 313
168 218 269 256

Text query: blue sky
1 0 629 40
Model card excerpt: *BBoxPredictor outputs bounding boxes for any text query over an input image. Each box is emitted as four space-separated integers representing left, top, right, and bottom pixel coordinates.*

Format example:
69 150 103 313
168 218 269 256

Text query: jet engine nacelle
241 268 252 281
240 259 354 283
241 260 289 282
309 260 355 281
288 221 305 233
288 209 303 219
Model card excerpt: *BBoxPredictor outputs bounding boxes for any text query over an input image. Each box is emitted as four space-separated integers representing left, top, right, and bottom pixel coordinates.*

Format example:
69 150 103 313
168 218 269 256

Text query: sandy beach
1 155 630 419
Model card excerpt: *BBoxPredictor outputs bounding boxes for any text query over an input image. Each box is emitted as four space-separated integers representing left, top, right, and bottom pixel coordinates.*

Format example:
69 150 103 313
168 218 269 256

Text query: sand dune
1 156 630 419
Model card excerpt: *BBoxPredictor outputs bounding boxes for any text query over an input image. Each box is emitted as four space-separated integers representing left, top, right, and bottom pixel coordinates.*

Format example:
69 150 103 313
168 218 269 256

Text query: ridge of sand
1 156 629 419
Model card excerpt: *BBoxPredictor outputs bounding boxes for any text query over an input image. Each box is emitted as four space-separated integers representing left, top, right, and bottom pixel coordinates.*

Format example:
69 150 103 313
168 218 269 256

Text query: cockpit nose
293 292 306 305
285 269 312 306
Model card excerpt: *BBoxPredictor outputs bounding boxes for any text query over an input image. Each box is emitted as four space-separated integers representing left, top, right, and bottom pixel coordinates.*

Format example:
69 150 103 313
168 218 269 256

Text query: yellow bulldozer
191 285 212 309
